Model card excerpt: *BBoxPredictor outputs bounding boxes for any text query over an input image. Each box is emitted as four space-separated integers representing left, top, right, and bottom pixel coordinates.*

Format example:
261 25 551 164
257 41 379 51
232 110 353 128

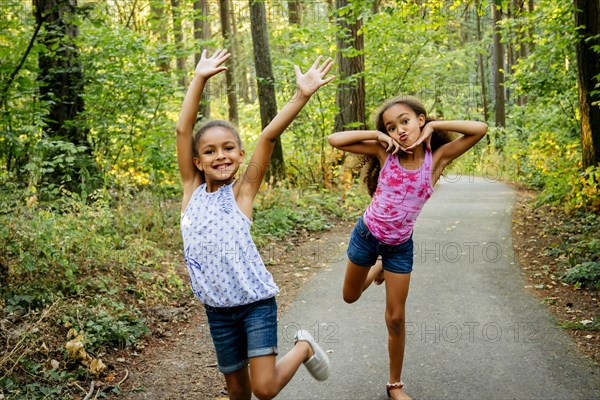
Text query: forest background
0 0 598 398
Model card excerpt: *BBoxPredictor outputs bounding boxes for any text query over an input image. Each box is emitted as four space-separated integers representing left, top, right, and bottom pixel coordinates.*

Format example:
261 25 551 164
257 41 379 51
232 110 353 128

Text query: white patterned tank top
180 182 279 307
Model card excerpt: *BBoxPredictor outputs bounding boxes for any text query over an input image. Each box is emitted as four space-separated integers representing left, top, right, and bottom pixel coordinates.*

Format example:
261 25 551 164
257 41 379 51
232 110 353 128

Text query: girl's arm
176 49 230 200
327 130 399 165
235 56 335 206
409 120 487 175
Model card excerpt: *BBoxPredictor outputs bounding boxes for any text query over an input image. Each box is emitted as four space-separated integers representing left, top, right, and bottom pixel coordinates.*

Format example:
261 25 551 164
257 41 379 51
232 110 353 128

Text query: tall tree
333 0 365 134
575 0 600 167
527 0 535 55
491 0 506 128
249 0 285 181
149 0 170 72
475 0 490 124
288 0 302 24
171 0 187 88
194 0 211 120
219 0 239 125
513 0 527 106
34 0 97 190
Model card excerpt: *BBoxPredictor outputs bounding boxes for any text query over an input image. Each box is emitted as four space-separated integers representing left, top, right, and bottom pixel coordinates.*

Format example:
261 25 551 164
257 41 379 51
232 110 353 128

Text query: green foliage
79 11 180 190
62 301 148 352
0 189 185 308
545 210 600 288
0 189 187 399
0 361 79 400
252 187 334 244
561 262 600 290
559 317 600 331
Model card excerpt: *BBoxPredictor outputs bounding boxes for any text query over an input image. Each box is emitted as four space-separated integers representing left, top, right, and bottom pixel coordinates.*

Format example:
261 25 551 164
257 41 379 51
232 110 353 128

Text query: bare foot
362 259 385 292
372 258 385 285
374 267 385 285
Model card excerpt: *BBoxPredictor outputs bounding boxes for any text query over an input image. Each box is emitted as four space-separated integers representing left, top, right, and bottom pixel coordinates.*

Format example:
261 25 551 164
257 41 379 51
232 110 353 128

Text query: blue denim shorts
346 216 414 274
204 297 278 374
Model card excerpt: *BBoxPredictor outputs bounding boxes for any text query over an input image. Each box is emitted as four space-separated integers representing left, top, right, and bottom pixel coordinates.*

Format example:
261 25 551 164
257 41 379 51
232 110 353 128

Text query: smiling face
381 103 426 147
193 126 245 184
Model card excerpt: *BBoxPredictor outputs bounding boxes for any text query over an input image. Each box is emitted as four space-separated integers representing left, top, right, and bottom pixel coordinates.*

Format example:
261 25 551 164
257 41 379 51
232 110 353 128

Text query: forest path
277 175 599 400
122 176 599 400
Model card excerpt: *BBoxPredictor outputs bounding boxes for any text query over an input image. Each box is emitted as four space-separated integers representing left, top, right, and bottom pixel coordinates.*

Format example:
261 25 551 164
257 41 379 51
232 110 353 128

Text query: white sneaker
294 329 331 381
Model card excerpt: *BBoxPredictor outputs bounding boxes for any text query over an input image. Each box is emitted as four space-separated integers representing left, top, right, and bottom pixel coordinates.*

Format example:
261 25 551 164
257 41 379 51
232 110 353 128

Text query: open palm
194 49 231 79
294 56 335 98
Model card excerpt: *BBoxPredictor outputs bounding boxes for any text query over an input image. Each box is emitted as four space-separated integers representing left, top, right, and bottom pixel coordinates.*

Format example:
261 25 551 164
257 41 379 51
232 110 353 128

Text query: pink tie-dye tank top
363 148 434 245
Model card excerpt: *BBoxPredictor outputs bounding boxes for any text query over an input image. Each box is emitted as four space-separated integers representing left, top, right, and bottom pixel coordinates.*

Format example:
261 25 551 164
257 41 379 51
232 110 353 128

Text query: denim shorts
204 297 278 374
346 215 414 274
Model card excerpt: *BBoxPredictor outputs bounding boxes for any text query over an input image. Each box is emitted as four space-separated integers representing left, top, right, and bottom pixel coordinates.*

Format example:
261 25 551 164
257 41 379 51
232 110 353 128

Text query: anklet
386 381 405 389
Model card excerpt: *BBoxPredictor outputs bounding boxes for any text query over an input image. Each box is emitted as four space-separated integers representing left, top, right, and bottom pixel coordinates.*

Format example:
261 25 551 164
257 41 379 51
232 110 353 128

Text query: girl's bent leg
384 271 412 400
224 366 252 400
343 259 382 303
248 342 312 400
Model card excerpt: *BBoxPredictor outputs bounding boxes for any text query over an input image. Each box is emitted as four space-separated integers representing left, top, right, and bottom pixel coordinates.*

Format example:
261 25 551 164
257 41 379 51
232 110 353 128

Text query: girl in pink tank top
328 96 488 400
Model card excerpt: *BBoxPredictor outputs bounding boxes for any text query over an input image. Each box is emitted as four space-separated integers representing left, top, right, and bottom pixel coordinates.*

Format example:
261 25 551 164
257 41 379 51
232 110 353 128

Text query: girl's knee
385 313 405 335
227 385 252 400
343 289 361 304
252 386 278 400
224 369 251 400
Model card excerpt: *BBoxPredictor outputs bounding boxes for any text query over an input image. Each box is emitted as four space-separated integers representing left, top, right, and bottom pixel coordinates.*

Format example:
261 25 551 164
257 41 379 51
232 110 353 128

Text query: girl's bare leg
384 271 412 400
343 258 384 303
248 342 312 400
224 366 252 400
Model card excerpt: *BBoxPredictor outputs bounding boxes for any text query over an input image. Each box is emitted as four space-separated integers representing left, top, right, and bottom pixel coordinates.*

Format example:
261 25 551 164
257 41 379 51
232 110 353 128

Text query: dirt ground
115 186 599 400
510 185 599 363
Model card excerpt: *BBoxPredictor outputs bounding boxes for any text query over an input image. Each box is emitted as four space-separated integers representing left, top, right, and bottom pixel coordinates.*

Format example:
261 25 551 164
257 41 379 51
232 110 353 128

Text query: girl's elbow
327 134 337 146
176 121 191 135
479 122 488 135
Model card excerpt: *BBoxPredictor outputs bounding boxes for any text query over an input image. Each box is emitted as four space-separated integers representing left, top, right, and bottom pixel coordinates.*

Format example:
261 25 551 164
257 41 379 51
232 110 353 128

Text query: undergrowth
0 184 368 399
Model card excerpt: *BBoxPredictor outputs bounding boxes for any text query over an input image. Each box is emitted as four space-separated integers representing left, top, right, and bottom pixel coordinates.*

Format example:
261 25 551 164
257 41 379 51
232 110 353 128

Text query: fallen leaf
89 358 107 376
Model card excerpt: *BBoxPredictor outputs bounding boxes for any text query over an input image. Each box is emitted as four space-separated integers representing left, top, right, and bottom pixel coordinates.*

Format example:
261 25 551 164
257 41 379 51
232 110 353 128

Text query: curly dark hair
362 96 454 196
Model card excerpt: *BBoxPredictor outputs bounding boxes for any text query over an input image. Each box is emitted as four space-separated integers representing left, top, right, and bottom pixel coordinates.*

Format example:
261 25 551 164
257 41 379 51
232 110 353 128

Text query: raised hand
194 49 231 80
293 56 335 99
378 132 401 155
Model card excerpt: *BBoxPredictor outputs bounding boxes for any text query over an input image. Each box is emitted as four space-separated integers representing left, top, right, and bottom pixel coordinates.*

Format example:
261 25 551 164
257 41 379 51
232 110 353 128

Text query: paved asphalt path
276 176 599 400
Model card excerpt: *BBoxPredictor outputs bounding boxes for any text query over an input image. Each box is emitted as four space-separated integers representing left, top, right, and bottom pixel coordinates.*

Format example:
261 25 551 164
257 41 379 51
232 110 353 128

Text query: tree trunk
506 3 514 104
514 0 527 106
491 1 506 128
171 0 187 88
194 0 210 120
249 0 285 182
475 0 490 124
288 0 302 24
149 0 170 72
333 0 365 135
219 0 239 125
371 0 380 14
34 0 98 191
527 0 535 55
575 0 600 168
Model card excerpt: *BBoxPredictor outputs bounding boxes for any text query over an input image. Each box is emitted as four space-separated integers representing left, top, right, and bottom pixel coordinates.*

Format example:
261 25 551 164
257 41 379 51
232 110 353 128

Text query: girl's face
194 127 245 183
381 103 425 147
